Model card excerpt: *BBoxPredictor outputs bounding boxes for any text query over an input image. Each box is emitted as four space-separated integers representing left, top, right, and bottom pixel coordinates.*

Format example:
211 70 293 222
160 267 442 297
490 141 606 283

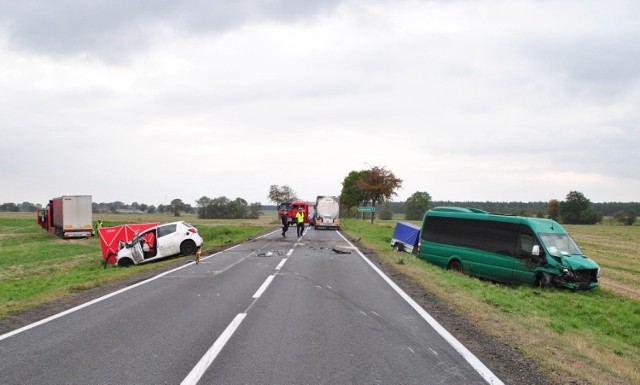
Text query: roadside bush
614 209 637 226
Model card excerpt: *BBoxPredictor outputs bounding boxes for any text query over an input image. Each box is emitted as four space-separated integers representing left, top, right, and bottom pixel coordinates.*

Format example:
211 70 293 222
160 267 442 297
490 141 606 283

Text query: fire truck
277 201 314 226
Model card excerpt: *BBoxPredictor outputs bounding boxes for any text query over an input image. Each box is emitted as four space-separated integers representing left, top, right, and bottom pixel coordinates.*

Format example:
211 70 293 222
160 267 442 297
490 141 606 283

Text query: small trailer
390 222 421 254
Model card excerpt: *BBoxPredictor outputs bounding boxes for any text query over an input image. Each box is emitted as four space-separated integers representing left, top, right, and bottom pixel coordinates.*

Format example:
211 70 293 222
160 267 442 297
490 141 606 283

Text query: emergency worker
93 219 103 236
295 207 305 237
281 211 289 237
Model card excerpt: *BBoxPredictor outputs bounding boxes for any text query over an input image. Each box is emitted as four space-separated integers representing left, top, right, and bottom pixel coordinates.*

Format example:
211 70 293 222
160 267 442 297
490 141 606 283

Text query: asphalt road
0 226 503 385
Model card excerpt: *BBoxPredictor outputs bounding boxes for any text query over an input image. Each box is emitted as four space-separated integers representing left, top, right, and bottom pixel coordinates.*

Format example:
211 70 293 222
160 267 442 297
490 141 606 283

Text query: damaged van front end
532 227 600 290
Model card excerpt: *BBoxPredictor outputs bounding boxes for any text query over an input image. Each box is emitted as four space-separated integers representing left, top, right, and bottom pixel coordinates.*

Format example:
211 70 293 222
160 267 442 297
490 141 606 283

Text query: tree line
3 165 638 225
5 198 637 217
379 191 637 225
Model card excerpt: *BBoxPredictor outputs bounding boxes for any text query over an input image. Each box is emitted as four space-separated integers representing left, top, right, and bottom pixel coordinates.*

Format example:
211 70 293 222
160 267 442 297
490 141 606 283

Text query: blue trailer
390 222 421 254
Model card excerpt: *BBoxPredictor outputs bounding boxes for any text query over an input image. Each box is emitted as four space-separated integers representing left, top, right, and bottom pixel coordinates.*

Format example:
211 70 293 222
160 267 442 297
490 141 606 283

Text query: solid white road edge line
253 275 275 298
180 313 247 385
0 243 241 342
337 231 505 385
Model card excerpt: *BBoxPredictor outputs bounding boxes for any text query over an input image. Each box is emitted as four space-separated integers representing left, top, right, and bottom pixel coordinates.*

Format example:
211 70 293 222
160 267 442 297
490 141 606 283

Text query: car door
130 240 145 264
156 223 179 257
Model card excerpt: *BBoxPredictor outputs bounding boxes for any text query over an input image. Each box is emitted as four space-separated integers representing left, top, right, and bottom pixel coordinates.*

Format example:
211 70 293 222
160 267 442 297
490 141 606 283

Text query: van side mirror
532 245 540 256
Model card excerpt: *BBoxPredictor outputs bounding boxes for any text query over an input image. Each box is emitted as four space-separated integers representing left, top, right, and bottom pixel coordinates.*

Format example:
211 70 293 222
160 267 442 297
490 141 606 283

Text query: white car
116 221 204 266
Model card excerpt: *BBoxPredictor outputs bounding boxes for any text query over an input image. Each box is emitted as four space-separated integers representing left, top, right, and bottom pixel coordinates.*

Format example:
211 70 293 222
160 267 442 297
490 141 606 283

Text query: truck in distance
314 196 340 230
37 195 93 239
277 201 313 226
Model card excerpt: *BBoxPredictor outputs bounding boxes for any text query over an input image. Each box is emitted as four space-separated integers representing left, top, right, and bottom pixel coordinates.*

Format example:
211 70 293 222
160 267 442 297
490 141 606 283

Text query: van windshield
539 233 582 256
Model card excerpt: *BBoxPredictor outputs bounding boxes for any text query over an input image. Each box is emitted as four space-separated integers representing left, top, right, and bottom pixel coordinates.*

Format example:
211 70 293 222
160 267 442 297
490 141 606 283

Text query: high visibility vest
296 212 304 223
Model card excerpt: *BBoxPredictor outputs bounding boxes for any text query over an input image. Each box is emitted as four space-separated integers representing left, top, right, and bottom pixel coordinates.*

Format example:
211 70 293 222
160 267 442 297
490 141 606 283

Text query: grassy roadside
0 212 274 319
341 218 640 385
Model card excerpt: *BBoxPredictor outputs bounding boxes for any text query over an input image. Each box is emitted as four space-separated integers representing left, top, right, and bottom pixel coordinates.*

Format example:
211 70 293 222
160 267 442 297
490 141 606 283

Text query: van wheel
448 260 464 273
393 243 403 252
535 272 554 288
181 240 197 255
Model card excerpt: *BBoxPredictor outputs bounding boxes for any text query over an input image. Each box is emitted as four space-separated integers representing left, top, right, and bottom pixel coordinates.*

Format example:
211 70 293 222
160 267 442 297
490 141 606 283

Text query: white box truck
37 195 93 238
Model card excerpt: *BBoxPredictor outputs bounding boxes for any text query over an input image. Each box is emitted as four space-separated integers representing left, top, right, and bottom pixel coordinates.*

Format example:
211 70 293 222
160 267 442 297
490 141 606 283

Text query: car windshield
539 233 583 256
131 232 144 245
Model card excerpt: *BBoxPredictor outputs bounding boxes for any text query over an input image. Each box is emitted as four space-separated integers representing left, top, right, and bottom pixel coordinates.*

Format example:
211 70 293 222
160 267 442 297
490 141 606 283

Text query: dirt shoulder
1 237 550 385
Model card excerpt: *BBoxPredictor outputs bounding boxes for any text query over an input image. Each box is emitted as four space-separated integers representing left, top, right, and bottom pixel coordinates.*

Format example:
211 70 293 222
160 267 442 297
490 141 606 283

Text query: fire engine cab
277 201 314 226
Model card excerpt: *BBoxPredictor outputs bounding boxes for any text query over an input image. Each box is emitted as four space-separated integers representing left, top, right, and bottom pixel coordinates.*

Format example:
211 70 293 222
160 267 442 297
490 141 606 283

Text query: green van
417 207 600 290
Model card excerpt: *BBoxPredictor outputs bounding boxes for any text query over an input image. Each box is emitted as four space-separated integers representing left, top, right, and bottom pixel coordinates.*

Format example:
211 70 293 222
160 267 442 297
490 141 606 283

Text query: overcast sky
1 0 639 207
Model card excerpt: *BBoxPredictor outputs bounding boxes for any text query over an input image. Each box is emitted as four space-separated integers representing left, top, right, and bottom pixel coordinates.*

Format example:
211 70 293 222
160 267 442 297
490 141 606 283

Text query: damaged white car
116 221 203 266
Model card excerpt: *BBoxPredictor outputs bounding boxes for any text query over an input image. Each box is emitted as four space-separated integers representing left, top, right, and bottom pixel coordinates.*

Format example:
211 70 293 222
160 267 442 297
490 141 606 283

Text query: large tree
170 198 186 217
248 202 263 219
267 185 298 205
340 170 368 215
559 191 602 224
228 198 249 219
405 191 432 221
356 166 402 223
547 199 560 221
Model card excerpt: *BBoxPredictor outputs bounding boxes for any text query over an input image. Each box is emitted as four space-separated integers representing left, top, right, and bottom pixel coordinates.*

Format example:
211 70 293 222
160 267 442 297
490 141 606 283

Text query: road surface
0 226 502 385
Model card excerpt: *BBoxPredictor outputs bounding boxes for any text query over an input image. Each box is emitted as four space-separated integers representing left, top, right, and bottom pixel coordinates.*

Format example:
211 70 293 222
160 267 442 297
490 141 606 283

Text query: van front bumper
553 268 599 290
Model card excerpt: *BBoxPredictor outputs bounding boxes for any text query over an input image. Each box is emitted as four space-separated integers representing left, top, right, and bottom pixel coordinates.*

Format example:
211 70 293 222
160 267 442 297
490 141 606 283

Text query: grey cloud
0 0 344 60
521 34 640 100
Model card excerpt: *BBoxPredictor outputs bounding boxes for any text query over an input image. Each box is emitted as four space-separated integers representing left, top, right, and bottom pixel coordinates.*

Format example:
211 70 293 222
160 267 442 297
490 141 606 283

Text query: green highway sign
357 207 375 212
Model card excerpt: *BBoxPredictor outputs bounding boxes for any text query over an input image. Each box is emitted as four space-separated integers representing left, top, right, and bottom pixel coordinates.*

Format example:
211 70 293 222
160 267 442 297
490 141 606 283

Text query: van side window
520 233 534 256
519 230 543 263
423 216 518 255
483 221 518 256
423 217 481 247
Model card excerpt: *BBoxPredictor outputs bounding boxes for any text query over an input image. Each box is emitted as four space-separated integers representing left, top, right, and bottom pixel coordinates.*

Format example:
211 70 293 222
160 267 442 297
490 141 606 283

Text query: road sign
357 207 375 212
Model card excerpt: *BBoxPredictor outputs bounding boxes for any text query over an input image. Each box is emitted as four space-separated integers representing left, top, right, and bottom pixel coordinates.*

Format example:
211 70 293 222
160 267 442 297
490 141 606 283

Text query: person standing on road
281 211 289 237
295 207 305 237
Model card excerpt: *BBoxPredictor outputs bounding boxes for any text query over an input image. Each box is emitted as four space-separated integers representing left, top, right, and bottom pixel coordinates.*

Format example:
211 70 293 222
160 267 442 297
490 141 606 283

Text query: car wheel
448 260 464 273
118 258 133 267
393 243 403 252
180 240 197 255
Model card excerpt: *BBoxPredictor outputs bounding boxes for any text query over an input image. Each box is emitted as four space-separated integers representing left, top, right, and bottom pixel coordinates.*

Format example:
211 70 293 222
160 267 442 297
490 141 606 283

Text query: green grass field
0 212 272 317
1 212 638 384
340 218 640 385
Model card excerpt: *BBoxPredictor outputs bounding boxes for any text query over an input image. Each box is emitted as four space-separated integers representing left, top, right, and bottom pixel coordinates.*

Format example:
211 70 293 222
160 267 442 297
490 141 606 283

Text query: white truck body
58 196 93 235
314 196 340 230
